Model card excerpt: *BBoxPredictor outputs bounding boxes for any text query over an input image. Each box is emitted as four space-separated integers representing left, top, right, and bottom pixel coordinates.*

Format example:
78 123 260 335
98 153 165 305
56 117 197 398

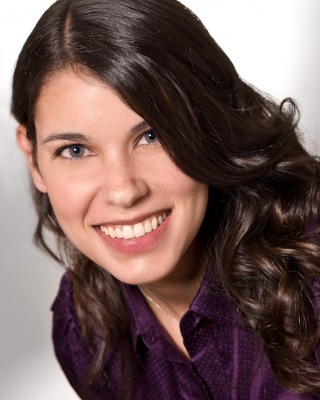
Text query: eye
55 144 93 159
136 129 159 147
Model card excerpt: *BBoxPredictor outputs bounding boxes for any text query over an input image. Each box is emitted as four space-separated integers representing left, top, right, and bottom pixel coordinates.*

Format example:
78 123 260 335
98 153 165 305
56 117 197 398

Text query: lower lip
95 213 171 255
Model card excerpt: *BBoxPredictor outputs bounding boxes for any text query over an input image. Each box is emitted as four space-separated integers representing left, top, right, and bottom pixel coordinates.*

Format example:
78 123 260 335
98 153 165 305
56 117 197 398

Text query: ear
16 125 48 193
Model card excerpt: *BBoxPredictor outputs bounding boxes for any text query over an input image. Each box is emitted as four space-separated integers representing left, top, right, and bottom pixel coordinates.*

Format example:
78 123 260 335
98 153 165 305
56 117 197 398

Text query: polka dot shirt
52 274 320 399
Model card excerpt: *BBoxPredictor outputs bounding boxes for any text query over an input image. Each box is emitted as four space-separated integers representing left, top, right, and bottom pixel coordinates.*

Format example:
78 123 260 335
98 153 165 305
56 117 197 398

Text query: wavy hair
11 0 320 396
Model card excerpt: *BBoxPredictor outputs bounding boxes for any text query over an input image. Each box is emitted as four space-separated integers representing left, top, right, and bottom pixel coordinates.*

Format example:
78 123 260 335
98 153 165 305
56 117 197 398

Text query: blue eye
55 143 92 159
144 130 158 143
67 145 85 157
137 129 159 146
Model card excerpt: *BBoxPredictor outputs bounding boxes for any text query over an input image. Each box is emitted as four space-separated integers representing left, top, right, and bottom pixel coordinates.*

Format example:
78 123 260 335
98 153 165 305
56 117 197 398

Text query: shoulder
312 281 320 365
313 280 320 304
51 273 94 396
51 273 81 346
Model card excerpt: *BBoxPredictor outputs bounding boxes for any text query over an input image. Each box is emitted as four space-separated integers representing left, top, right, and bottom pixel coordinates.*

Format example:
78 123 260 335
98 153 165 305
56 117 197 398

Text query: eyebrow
41 120 150 144
42 133 90 144
130 120 150 134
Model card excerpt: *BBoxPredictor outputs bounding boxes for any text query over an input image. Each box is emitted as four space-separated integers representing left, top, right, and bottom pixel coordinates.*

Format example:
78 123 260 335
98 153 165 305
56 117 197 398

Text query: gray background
1 1 319 399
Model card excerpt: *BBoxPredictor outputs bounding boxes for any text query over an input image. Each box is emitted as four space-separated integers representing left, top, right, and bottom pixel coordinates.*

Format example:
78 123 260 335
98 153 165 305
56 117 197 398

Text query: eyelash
53 129 159 160
134 129 159 148
54 143 91 160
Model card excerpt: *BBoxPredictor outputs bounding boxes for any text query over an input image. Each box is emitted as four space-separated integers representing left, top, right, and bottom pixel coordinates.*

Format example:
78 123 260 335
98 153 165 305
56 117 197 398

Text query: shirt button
149 334 155 342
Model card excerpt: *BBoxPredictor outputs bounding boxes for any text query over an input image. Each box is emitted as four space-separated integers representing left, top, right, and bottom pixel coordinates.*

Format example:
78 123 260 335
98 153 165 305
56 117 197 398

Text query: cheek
45 176 93 222
158 162 208 204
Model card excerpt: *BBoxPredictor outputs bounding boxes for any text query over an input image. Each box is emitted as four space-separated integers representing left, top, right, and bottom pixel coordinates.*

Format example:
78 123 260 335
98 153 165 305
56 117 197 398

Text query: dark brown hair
12 0 320 397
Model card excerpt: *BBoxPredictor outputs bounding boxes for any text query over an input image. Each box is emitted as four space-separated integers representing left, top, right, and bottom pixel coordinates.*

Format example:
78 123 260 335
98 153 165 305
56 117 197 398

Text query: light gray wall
1 1 319 399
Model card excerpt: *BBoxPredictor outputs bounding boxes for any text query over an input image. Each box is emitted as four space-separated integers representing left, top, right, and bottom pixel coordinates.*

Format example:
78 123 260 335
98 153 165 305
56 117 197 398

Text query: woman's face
18 70 208 286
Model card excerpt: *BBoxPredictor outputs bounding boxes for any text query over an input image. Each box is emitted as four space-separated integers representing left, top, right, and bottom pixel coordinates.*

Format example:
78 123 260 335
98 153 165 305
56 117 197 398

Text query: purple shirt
52 274 320 399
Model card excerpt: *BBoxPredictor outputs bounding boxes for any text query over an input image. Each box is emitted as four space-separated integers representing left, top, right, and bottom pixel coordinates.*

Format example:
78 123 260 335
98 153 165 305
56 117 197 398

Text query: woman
12 0 320 398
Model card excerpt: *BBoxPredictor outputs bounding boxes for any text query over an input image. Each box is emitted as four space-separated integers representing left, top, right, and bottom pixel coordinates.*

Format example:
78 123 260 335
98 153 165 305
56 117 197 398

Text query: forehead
35 70 113 118
34 70 143 135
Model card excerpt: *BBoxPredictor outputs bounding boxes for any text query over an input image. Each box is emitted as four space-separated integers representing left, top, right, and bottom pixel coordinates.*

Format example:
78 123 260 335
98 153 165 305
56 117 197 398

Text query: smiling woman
11 0 320 399
18 71 207 287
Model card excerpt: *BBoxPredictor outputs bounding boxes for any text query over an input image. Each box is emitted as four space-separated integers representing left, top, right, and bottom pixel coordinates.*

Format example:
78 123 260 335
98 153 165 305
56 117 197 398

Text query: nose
101 160 149 208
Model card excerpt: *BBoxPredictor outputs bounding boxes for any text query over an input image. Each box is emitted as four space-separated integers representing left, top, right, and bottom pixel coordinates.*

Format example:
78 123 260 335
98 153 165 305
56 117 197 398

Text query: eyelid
53 142 94 159
135 128 159 147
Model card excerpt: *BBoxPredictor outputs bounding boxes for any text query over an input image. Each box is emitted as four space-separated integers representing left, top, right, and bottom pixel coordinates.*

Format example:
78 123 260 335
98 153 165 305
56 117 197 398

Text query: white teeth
109 227 116 238
100 212 168 240
151 217 158 230
134 223 145 238
101 226 108 235
144 221 152 233
123 225 135 239
115 227 123 239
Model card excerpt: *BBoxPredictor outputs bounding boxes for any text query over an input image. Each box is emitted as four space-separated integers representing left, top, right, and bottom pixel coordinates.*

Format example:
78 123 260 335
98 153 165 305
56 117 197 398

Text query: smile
99 212 168 240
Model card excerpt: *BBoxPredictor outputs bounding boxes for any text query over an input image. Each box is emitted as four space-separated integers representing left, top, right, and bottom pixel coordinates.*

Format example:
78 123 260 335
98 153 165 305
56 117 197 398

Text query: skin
17 69 208 357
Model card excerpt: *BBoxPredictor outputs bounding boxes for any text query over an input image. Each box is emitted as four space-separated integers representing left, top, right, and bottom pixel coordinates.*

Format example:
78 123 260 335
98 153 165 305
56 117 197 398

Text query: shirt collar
189 269 237 321
121 282 158 354
121 267 237 355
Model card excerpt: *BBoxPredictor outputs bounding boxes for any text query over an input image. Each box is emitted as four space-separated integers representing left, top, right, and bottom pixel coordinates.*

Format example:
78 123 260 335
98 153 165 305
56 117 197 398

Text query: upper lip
94 209 170 227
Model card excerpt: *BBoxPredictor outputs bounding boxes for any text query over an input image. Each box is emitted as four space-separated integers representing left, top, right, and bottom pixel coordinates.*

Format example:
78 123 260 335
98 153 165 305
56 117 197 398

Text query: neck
139 258 206 321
